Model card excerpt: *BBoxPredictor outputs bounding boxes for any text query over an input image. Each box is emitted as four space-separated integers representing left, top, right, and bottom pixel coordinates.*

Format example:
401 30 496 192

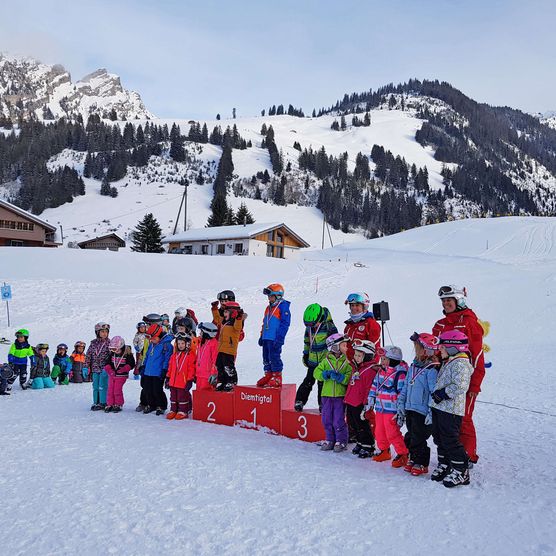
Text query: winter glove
302 354 309 367
69 372 73 380
82 367 89 379
360 408 368 420
258 337 263 347
332 371 345 383
164 377 170 390
432 388 450 404
321 370 332 380
208 374 218 386
395 410 405 428
26 379 33 389
211 301 219 309
425 412 433 426
367 395 376 410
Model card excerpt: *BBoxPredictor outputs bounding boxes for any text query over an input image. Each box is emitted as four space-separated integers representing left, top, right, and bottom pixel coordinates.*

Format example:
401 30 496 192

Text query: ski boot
174 412 187 420
430 463 451 482
334 442 347 453
443 468 470 488
294 400 304 412
104 405 113 413
267 372 282 388
91 403 102 411
352 443 362 455
404 460 415 473
392 454 408 468
135 404 145 412
112 406 122 413
143 405 154 414
155 407 165 416
256 373 271 387
410 464 429 477
358 447 374 459
372 448 391 462
320 441 334 451
166 411 177 420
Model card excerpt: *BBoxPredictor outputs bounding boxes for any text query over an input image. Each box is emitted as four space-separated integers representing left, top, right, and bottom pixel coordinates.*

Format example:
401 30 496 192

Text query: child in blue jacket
51 343 72 385
142 323 173 415
257 283 291 388
396 333 440 476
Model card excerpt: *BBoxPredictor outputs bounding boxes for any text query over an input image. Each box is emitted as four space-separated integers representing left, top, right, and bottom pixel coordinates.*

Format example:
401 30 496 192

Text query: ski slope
1 216 555 555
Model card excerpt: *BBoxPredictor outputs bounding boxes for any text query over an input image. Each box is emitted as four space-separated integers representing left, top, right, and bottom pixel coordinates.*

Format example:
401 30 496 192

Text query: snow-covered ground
1 216 555 555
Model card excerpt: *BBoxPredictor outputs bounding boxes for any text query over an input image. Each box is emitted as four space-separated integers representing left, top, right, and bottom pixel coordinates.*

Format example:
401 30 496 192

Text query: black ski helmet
217 290 236 303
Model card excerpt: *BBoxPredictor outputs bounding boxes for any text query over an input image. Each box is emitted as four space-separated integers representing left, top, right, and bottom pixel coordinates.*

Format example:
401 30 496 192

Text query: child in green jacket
313 333 352 452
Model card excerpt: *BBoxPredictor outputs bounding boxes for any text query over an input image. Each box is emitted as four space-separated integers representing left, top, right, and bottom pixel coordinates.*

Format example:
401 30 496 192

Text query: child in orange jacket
211 301 246 391
164 333 195 420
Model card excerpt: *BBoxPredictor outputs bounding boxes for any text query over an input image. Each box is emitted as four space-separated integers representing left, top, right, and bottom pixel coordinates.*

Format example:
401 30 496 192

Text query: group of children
0 284 477 488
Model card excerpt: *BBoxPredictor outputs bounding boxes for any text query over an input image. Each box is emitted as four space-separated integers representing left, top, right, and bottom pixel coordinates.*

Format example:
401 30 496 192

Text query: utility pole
172 178 189 235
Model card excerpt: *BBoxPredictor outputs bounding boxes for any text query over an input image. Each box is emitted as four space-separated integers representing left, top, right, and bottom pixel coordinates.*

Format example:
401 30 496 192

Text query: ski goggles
174 332 191 341
263 288 281 296
345 293 366 305
438 286 459 297
438 336 468 346
351 338 370 348
36 343 49 351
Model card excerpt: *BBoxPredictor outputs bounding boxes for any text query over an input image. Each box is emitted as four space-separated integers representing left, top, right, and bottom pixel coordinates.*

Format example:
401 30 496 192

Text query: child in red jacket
343 292 382 363
164 333 195 420
344 340 379 458
195 322 219 390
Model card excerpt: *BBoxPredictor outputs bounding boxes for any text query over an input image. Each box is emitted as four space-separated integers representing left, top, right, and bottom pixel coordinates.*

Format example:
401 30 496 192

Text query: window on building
276 246 284 259
217 244 225 255
234 243 243 254
184 246 192 254
201 244 209 255
9 240 23 247
0 219 34 231
266 244 274 257
267 230 275 241
277 232 284 244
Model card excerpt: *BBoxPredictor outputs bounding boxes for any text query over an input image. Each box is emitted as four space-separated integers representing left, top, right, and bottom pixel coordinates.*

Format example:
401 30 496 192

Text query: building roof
77 233 126 247
162 222 310 248
0 199 57 232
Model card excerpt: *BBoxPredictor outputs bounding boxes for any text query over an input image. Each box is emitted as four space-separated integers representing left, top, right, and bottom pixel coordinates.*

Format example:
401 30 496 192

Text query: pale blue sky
1 0 554 118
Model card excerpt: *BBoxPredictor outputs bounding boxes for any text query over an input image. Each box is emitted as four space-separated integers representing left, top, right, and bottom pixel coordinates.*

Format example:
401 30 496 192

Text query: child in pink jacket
195 322 219 390
104 336 135 412
344 340 379 459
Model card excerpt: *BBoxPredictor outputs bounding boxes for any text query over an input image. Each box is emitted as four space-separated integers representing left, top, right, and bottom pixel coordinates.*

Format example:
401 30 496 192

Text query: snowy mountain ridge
0 53 153 121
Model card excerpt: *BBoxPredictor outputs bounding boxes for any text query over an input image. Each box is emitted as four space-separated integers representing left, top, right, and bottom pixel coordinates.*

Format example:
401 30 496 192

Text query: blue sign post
1 283 11 327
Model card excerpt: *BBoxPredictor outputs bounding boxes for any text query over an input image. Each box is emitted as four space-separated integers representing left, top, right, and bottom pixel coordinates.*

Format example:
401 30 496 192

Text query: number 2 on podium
207 401 216 422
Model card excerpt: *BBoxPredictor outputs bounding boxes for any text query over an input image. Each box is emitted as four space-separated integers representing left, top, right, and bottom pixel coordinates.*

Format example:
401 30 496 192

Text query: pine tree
100 175 111 196
131 213 164 253
340 115 346 131
216 113 221 120
206 192 229 227
232 108 236 119
235 202 255 225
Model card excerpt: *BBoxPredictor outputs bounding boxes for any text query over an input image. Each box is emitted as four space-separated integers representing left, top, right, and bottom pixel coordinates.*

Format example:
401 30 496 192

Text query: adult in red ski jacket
432 285 485 463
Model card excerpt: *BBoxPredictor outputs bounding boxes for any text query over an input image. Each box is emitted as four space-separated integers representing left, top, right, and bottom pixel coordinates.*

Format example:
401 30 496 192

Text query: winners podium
192 383 325 443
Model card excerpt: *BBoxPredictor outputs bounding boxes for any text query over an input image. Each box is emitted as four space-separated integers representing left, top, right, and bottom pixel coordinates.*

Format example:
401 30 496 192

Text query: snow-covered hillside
37 109 444 247
0 217 555 554
0 54 152 121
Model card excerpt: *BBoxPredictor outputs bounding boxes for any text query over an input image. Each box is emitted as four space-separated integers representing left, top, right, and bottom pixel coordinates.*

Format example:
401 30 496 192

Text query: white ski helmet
438 285 467 309
174 307 187 318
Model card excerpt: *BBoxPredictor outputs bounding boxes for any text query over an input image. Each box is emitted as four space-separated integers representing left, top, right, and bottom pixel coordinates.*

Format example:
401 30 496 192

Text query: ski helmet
74 341 86 350
174 307 187 318
137 321 147 329
94 322 110 335
438 330 469 355
263 283 284 298
109 336 125 351
410 332 439 356
146 323 165 338
217 290 236 303
438 285 467 309
176 316 196 334
36 343 49 351
223 301 241 319
383 345 403 363
303 303 324 325
0 363 14 380
174 332 191 350
197 322 218 338
161 313 170 322
15 328 30 338
352 339 376 361
345 292 370 311
143 313 162 324
326 332 348 353
56 343 68 352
